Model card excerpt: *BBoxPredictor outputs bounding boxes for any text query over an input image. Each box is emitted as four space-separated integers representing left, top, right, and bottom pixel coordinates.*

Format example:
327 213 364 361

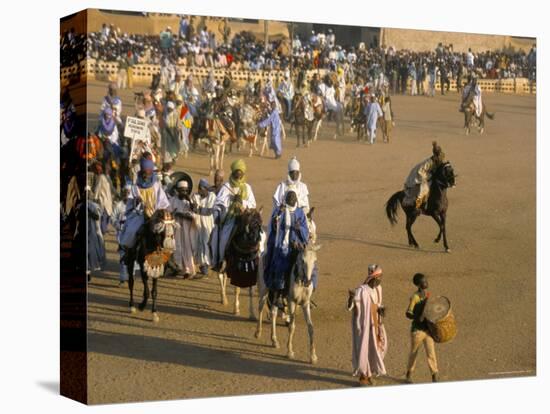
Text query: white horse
204 118 230 175
255 210 320 364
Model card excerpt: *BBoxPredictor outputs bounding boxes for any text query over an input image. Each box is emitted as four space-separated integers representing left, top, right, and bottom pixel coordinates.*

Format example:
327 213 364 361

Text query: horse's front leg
303 301 318 364
127 256 136 314
406 212 420 249
248 286 256 321
270 296 280 349
220 143 225 170
314 119 322 141
440 211 450 252
218 272 228 305
234 286 241 316
255 289 267 338
286 298 297 359
151 277 160 323
138 266 150 311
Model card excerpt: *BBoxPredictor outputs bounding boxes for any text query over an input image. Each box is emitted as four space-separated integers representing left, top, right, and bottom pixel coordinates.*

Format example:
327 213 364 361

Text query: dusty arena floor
86 81 536 404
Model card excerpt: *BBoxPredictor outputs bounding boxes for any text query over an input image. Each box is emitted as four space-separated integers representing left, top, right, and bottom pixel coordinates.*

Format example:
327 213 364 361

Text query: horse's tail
386 190 405 226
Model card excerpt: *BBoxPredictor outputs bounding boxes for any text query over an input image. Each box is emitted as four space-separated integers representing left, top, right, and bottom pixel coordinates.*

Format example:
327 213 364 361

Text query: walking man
405 273 439 383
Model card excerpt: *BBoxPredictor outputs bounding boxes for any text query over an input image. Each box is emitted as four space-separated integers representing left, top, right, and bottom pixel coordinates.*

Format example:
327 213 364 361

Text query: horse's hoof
434 238 440 244
254 330 261 339
310 355 318 364
138 303 146 311
221 297 228 306
152 312 160 323
130 306 137 314
287 351 295 360
234 309 240 316
445 248 452 253
272 341 280 349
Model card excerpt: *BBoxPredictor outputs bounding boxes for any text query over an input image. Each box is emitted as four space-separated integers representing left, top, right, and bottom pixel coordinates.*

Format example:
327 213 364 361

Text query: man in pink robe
348 264 388 385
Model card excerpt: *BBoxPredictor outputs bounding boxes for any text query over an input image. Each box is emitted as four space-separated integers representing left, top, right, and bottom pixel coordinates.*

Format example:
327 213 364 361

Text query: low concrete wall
60 59 536 95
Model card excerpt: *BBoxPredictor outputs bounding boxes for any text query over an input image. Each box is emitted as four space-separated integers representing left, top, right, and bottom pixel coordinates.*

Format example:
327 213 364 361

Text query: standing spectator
169 179 196 279
466 47 475 68
428 62 436 97
405 273 440 383
381 96 394 143
159 26 173 55
348 264 387 386
409 62 418 95
439 62 450 95
364 95 383 145
179 15 189 40
191 179 217 277
126 51 134 89
116 55 129 89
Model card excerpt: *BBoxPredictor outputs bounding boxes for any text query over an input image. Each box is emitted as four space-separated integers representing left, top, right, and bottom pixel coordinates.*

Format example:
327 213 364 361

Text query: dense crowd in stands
60 16 536 82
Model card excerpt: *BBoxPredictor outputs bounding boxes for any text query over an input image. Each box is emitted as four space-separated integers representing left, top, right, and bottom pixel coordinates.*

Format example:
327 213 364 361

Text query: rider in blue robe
264 191 309 302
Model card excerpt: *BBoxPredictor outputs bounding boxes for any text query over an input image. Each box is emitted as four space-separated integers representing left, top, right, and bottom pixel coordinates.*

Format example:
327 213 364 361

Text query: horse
385 161 456 252
255 209 320 364
125 209 177 323
310 94 326 141
462 87 495 135
218 208 264 318
349 94 367 140
291 94 315 148
191 100 232 174
238 101 270 157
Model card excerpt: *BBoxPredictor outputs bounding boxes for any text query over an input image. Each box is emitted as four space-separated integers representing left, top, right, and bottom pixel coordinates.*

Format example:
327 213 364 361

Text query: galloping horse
218 208 264 318
462 87 495 135
255 209 320 364
385 161 456 252
126 209 177 322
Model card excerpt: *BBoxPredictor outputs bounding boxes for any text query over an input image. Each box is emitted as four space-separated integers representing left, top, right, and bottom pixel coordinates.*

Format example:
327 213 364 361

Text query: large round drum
423 296 457 343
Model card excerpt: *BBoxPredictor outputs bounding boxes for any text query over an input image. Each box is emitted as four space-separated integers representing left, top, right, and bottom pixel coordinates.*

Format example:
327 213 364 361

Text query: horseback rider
210 159 257 272
277 71 295 121
264 190 310 309
273 157 310 214
127 157 170 219
460 74 483 117
403 141 446 209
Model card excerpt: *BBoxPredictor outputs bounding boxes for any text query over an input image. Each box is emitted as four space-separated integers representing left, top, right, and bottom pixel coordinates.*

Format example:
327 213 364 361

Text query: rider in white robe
272 157 310 214
462 77 483 117
403 142 446 208
210 159 256 271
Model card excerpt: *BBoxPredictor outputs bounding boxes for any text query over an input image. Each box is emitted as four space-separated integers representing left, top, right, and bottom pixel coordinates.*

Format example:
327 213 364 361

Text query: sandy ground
85 81 536 404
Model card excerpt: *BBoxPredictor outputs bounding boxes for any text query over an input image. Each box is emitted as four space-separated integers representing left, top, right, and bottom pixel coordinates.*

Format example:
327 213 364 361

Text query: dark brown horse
218 208 263 317
125 209 176 322
385 161 456 252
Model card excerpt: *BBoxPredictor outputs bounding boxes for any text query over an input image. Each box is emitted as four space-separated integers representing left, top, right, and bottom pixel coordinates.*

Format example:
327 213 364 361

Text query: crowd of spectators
61 16 536 83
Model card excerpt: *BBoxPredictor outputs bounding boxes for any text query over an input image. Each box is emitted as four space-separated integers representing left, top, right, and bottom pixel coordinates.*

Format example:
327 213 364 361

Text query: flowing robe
351 284 387 378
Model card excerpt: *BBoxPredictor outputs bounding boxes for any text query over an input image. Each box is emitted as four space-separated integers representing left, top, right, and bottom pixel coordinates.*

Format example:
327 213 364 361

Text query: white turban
288 157 300 172
176 180 189 189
